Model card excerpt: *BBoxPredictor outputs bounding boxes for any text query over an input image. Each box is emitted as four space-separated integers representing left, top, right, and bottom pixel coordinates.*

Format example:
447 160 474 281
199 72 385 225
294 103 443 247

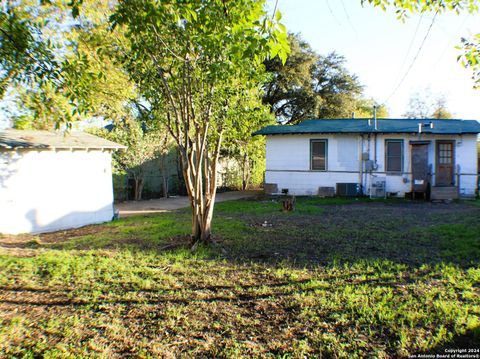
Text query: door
411 144 429 192
436 141 455 186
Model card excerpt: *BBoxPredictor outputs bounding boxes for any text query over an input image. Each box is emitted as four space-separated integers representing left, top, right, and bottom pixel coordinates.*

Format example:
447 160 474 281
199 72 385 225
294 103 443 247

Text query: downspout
359 135 364 194
365 133 371 194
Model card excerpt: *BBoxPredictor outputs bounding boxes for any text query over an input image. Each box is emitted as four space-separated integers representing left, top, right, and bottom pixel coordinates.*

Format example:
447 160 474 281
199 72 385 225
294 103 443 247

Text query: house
254 119 480 199
0 129 126 234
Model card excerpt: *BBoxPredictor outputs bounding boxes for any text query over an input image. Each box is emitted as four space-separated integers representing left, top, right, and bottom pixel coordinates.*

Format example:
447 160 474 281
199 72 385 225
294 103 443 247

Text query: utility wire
326 0 342 27
271 0 279 20
340 0 358 37
430 13 470 71
392 14 423 86
382 10 439 106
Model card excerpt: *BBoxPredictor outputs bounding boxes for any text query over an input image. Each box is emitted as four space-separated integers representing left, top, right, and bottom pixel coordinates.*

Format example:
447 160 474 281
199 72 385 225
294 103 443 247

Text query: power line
392 14 423 86
326 0 342 27
430 13 470 71
271 0 279 19
340 0 358 37
382 10 439 106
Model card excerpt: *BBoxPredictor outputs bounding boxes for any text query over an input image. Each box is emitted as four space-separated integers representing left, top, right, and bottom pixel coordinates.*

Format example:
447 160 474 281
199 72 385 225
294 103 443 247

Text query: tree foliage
403 89 453 119
263 34 384 124
0 2 58 98
222 90 275 190
459 34 480 87
0 1 103 127
263 34 319 123
354 98 389 118
113 0 289 243
5 1 137 129
88 120 165 201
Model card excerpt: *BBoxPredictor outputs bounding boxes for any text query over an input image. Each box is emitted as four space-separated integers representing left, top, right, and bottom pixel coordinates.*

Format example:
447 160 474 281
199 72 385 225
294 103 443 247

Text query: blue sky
268 0 480 119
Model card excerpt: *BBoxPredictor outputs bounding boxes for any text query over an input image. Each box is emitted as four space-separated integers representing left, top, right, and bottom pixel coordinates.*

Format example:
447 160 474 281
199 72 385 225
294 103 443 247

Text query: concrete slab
116 190 261 217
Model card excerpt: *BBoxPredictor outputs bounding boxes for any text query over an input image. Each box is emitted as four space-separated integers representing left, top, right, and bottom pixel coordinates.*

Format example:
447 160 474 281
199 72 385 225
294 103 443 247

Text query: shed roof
0 129 126 150
253 119 480 136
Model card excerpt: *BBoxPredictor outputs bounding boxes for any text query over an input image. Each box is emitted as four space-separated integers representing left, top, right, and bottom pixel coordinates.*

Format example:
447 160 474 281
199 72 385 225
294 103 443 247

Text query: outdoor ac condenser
370 176 386 199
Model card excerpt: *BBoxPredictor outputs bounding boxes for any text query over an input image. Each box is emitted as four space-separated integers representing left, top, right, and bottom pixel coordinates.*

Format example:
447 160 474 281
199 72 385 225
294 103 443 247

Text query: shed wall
0 149 115 234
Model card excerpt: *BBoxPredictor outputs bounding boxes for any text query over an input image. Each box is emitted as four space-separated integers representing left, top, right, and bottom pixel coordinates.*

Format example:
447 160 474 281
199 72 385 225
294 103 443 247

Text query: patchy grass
0 197 479 358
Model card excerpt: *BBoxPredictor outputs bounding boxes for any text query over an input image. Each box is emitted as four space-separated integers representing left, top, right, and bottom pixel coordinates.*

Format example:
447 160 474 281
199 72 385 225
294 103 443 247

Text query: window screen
311 140 327 171
385 140 403 172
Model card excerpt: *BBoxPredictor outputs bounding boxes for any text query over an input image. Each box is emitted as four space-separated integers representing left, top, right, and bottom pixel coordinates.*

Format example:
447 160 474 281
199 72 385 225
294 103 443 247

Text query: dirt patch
217 200 480 267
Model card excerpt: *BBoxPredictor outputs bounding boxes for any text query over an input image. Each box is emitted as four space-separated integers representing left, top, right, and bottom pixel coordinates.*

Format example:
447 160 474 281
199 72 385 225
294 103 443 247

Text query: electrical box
365 160 375 172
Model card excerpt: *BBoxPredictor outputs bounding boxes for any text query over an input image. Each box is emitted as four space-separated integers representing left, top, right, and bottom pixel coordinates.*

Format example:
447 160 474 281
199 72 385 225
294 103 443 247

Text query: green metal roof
253 119 480 136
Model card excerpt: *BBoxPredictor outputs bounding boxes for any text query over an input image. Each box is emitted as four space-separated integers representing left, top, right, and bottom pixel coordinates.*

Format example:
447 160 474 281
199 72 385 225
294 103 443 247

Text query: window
385 140 403 173
438 143 453 164
311 140 327 171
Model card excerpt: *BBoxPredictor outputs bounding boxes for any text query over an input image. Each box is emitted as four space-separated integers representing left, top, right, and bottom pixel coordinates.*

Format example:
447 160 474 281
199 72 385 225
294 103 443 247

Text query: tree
459 34 480 88
88 120 163 201
222 92 275 191
263 34 382 124
263 34 318 123
403 89 453 119
431 96 453 119
156 130 176 198
354 98 389 118
8 1 137 130
0 3 59 98
313 52 364 119
113 0 289 244
0 1 96 125
362 0 480 87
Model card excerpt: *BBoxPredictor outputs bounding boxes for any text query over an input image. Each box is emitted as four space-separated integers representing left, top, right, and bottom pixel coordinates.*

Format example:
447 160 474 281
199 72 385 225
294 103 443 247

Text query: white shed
0 129 126 234
254 119 480 199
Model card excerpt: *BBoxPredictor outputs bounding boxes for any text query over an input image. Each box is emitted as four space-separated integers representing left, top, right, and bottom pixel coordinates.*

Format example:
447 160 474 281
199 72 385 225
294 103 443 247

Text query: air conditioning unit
336 183 361 197
370 176 386 199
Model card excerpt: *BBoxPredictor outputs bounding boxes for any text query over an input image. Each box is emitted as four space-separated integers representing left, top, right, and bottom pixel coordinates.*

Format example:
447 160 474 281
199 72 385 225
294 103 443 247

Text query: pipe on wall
359 135 364 193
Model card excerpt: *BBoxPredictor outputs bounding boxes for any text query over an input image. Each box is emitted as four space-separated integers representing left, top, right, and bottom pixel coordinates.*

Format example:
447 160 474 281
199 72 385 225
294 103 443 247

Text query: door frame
435 140 455 186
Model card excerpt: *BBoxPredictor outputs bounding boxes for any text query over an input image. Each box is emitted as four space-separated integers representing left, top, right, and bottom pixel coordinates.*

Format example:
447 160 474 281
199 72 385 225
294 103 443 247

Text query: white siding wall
0 149 115 234
456 135 479 196
265 133 478 197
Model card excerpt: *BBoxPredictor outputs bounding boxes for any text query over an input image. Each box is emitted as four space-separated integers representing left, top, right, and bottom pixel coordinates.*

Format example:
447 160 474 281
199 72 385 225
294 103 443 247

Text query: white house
254 119 480 199
0 129 125 234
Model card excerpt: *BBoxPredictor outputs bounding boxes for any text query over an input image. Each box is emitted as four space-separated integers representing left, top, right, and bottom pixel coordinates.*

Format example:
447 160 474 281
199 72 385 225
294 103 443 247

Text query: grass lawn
0 197 479 358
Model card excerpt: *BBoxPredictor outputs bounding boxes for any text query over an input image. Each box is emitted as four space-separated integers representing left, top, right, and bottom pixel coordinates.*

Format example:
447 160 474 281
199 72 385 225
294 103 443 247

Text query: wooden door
411 144 429 191
436 141 455 186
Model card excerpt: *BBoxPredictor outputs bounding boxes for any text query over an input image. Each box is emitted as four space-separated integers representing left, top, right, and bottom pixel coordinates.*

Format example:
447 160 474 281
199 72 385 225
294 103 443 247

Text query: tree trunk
241 153 249 191
160 156 168 198
134 177 144 201
162 175 168 198
191 206 202 244
180 130 222 248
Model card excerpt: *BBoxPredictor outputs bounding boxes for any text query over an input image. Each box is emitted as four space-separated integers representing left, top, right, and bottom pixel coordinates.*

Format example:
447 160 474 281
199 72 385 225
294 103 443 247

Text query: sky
1 1 479 129
267 0 480 119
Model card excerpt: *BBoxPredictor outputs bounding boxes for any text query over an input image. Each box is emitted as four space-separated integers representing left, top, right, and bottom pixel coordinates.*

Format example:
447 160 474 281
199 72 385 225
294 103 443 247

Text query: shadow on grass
2 197 479 270
211 197 480 269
